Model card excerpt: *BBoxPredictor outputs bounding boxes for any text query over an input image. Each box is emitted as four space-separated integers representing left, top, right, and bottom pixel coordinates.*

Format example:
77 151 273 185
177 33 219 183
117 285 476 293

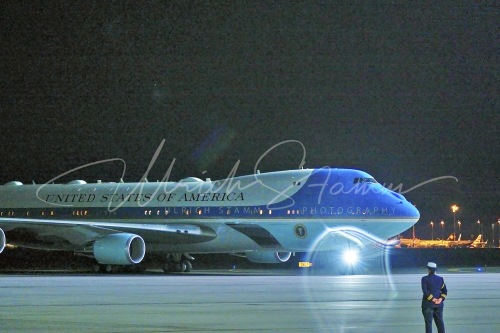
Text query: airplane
449 234 477 248
470 234 487 248
397 234 477 248
0 167 420 273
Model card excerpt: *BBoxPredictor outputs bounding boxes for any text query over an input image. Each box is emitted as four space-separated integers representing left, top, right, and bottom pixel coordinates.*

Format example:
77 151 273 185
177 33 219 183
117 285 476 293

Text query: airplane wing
0 217 216 251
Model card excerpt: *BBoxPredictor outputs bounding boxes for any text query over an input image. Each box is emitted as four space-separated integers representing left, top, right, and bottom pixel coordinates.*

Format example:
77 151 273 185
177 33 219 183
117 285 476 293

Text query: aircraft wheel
162 263 172 273
98 264 113 274
93 264 101 273
183 260 192 272
128 264 146 273
162 259 192 273
135 264 147 273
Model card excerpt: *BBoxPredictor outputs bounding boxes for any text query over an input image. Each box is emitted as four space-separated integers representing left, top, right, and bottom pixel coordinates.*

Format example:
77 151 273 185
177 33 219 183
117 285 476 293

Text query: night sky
1 3 498 240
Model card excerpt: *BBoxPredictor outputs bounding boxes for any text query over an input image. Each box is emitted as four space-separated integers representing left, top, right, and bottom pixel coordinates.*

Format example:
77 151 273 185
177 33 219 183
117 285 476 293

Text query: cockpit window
353 177 377 184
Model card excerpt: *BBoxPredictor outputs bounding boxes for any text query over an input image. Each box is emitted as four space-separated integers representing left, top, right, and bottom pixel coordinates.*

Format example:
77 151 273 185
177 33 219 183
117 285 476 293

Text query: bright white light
342 249 359 265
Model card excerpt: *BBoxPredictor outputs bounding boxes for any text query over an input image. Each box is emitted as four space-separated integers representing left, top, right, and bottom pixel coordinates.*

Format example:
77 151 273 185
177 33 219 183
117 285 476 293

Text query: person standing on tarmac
421 262 447 333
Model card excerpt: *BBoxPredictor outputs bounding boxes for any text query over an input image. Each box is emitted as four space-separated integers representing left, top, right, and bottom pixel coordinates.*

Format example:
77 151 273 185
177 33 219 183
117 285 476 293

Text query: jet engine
0 228 5 253
245 251 292 264
93 233 145 265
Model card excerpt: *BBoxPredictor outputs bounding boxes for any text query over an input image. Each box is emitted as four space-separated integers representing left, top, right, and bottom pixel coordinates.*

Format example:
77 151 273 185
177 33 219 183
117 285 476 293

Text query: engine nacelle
0 228 5 253
245 251 292 264
93 233 145 265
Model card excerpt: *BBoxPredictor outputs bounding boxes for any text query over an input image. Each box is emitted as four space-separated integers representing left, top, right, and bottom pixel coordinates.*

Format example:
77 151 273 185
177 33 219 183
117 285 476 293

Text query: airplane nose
398 199 420 219
408 203 420 219
390 191 420 219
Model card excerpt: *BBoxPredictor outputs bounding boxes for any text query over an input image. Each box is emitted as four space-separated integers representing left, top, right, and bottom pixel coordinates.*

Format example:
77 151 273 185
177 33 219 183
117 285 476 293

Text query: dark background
1 2 498 241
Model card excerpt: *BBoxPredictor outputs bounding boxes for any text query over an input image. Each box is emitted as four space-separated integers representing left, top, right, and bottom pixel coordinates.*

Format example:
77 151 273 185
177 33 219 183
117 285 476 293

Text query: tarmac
0 269 499 332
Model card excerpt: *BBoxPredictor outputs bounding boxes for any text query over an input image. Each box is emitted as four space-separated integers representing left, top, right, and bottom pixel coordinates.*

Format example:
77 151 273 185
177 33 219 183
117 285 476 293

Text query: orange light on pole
430 221 434 240
451 205 459 241
457 220 461 237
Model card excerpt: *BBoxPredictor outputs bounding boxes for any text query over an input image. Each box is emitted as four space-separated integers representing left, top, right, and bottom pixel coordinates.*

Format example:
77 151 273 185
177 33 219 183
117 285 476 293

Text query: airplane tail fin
471 234 483 247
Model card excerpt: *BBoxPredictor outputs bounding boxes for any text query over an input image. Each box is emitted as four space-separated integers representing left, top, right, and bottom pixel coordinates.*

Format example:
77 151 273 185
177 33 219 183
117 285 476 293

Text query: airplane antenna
119 178 124 183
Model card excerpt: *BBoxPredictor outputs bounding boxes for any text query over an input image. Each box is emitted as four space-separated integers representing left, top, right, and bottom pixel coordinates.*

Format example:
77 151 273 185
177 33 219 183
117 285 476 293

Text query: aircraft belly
146 226 261 253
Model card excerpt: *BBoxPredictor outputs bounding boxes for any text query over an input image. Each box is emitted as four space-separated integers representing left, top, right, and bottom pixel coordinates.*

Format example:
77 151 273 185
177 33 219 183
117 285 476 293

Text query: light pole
492 223 495 248
477 220 481 240
441 220 445 240
451 205 459 241
457 220 461 238
498 219 500 247
430 221 434 240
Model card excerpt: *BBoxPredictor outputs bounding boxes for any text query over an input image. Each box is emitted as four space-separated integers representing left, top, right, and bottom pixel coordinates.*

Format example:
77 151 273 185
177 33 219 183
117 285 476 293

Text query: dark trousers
422 307 445 333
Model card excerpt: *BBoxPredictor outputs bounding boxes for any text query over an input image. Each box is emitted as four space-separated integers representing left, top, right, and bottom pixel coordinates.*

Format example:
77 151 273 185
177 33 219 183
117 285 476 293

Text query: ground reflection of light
301 226 399 333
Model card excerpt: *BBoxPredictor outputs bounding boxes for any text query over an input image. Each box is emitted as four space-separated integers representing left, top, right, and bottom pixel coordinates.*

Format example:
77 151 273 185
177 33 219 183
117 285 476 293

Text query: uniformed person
421 262 447 333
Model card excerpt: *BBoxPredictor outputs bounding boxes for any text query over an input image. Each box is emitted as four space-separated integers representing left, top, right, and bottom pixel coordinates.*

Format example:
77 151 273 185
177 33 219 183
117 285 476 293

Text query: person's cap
427 262 437 271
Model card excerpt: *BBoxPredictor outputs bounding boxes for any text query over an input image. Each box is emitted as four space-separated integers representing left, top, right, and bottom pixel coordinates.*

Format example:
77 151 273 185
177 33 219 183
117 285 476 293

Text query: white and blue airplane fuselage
0 168 419 271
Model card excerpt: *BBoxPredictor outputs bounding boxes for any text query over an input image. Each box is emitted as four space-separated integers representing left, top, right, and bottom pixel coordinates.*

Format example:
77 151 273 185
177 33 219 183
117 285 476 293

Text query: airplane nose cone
398 198 420 220
408 203 420 219
390 191 420 220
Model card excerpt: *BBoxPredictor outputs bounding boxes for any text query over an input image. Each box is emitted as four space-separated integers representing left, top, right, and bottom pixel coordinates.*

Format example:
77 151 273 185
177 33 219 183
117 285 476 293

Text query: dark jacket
421 272 447 308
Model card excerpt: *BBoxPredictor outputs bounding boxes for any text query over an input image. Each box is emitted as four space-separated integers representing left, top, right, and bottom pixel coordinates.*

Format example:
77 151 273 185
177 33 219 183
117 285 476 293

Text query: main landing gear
92 253 194 274
161 253 193 273
92 263 147 274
